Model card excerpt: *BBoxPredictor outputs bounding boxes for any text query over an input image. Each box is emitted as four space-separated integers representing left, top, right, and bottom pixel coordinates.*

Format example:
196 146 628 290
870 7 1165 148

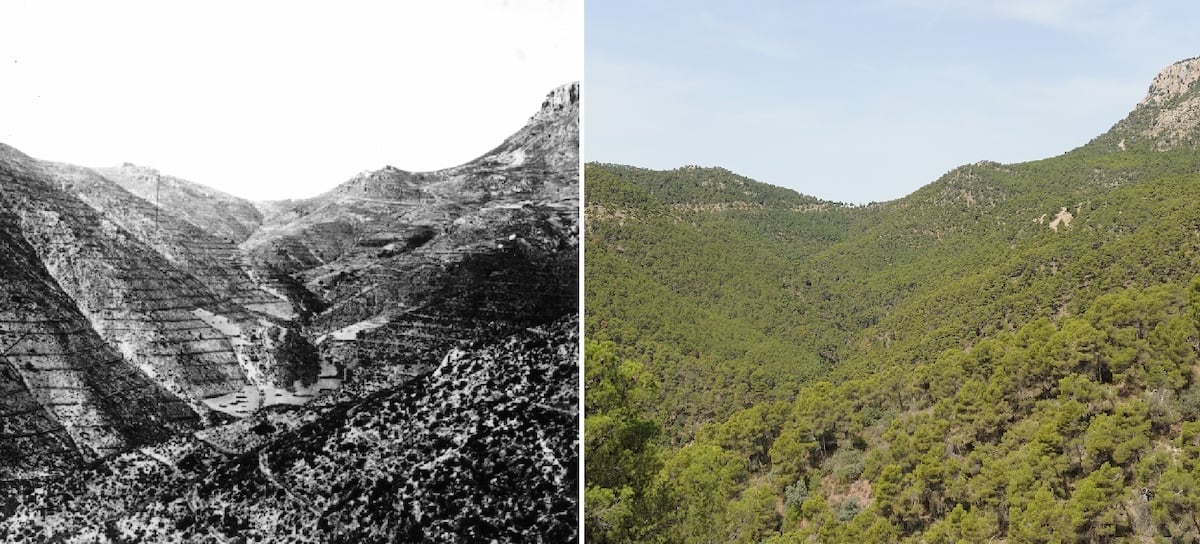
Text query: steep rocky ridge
1140 57 1200 106
243 81 579 272
93 164 263 243
442 80 580 201
239 82 579 388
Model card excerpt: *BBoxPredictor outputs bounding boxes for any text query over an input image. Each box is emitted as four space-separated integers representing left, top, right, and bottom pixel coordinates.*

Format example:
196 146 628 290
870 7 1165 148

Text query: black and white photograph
0 1 580 541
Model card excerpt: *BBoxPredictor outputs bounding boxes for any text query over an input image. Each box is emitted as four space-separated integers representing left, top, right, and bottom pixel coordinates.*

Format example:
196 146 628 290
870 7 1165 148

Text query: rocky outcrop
1139 57 1200 107
447 81 581 201
93 163 264 243
1094 57 1200 151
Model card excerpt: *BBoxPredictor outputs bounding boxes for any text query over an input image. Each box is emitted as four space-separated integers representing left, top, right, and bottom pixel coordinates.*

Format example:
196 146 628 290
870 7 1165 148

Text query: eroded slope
93 164 264 243
0 187 196 478
1 318 578 543
0 145 317 422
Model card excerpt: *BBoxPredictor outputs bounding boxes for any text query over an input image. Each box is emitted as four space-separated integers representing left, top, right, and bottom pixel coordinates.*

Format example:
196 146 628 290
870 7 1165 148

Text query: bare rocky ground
0 319 578 543
0 82 579 541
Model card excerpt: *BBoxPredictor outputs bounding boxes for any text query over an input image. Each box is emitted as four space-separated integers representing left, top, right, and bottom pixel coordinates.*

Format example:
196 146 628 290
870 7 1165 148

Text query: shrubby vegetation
4 319 579 542
585 140 1200 541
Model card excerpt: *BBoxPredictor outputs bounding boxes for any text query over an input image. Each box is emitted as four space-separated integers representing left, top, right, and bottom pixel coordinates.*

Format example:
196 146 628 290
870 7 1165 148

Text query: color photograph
585 1 1200 542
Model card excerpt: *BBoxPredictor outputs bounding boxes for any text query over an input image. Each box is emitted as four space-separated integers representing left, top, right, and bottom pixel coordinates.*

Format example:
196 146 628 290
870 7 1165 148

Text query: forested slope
585 164 864 436
585 57 1200 542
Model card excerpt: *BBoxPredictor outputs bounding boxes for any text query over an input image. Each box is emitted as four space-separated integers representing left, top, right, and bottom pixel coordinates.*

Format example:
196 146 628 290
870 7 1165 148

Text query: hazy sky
0 0 580 201
587 0 1200 204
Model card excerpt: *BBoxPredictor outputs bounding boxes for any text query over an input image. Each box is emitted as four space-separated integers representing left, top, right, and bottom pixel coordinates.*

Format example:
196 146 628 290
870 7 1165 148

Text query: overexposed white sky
0 0 581 200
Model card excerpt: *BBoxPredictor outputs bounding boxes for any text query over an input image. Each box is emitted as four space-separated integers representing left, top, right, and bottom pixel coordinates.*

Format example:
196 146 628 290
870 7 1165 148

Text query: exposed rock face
450 81 580 200
237 83 579 391
1094 57 1200 151
1139 57 1200 106
93 164 264 243
1140 94 1200 147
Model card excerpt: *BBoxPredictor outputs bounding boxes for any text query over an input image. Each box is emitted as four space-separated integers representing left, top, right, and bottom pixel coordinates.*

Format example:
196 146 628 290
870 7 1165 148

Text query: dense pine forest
584 57 1200 542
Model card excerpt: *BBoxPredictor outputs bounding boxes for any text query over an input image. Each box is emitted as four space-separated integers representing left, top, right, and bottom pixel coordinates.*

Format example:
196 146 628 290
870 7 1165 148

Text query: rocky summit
0 82 579 542
1092 56 1200 151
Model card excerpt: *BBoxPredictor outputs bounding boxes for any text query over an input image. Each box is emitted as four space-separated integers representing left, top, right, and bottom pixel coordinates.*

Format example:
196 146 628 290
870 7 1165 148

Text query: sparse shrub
784 478 808 509
1176 381 1200 420
836 497 861 522
251 420 275 435
823 442 865 484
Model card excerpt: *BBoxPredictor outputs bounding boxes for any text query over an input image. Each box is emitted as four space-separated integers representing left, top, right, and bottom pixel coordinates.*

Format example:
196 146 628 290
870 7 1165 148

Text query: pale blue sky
586 0 1200 203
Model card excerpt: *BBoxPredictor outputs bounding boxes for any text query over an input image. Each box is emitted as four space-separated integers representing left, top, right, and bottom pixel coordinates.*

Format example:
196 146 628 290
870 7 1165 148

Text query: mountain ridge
585 57 1200 542
1 81 579 541
93 163 264 244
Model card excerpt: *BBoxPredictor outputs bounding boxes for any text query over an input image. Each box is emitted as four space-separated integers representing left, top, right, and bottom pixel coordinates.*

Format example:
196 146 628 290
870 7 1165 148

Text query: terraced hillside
0 204 195 477
0 146 318 421
246 82 580 394
0 319 578 542
93 163 264 244
46 162 294 319
0 81 579 540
